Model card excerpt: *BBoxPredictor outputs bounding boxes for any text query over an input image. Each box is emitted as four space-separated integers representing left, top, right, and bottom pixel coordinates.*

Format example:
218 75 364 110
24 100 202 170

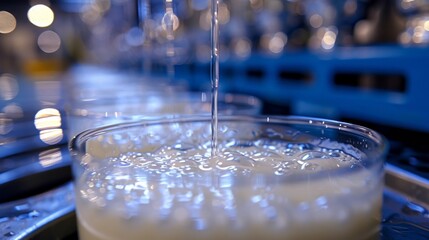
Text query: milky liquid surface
74 122 383 240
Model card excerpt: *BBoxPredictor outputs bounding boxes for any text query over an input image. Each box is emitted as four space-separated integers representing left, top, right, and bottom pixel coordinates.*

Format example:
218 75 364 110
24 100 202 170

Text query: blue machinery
177 45 429 133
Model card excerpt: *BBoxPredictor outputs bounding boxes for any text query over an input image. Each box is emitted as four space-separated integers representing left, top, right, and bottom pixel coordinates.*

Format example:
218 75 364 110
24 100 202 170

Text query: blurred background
1 0 429 149
1 0 429 239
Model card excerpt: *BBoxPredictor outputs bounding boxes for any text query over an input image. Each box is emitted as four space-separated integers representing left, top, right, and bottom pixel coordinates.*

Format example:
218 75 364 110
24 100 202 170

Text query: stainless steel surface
0 182 75 240
385 163 429 209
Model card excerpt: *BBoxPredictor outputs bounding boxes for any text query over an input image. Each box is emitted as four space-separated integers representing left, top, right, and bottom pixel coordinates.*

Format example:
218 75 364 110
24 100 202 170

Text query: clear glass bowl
70 115 387 240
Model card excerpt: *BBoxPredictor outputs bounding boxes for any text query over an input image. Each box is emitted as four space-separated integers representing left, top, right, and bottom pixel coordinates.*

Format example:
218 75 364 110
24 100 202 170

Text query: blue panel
185 45 429 132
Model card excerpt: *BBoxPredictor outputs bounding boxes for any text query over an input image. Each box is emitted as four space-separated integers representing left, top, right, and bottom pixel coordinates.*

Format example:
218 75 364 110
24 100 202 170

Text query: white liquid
74 127 383 240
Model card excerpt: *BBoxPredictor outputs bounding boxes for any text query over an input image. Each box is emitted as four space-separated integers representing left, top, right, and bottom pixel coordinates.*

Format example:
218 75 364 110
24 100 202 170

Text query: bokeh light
232 37 251 58
250 0 263 10
309 14 323 28
0 11 17 34
37 30 61 53
321 29 337 50
218 3 230 25
28 4 55 28
399 16 429 45
354 20 373 44
0 74 19 101
80 0 111 25
3 104 24 119
91 0 111 13
268 32 287 54
125 27 144 47
261 32 287 54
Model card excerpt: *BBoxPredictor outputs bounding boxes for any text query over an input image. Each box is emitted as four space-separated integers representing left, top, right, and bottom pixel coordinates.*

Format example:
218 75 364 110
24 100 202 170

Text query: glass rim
70 114 388 155
72 114 387 141
69 114 388 183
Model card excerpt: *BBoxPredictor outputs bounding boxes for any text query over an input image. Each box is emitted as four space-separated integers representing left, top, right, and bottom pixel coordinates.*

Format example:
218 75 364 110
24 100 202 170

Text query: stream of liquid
164 0 175 85
211 0 220 156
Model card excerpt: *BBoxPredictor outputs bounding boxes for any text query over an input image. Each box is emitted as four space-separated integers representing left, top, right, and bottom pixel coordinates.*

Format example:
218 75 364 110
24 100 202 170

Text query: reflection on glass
0 11 17 34
34 108 63 145
28 4 55 28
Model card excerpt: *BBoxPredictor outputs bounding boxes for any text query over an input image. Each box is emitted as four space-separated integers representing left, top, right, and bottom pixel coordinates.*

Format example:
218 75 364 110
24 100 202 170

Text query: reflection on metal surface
39 148 63 168
0 115 13 135
0 74 19 101
385 164 429 209
27 4 55 28
34 108 63 145
0 11 17 34
39 129 64 145
0 182 75 240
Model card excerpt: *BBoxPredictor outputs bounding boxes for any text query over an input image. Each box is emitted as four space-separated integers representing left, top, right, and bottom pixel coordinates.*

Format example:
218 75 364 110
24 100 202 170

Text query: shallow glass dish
69 115 387 240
